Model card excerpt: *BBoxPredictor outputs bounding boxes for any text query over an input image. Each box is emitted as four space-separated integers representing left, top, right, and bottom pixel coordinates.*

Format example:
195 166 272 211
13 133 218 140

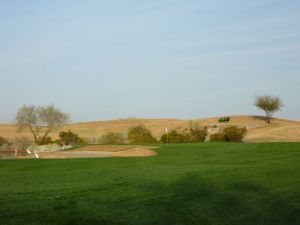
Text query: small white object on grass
35 150 40 159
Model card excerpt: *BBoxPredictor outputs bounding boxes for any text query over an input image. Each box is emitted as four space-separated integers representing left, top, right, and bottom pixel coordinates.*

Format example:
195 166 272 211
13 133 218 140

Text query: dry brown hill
195 116 300 142
0 115 299 142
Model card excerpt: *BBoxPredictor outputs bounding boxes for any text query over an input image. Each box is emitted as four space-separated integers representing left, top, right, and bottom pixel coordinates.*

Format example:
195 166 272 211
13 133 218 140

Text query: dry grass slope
0 116 299 142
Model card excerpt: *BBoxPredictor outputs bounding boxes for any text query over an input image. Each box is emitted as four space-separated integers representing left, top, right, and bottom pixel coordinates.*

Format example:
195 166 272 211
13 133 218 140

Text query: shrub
161 130 186 144
128 124 157 144
223 126 247 142
36 137 53 145
210 133 226 142
188 128 208 142
161 127 207 144
58 130 84 145
100 132 126 144
210 126 247 142
0 136 8 146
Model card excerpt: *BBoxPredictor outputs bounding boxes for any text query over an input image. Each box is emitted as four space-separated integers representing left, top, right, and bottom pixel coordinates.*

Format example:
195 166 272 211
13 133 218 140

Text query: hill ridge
0 115 299 142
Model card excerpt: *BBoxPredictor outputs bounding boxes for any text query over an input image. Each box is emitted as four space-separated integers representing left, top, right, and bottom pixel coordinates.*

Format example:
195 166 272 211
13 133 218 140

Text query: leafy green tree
254 95 283 123
128 124 157 144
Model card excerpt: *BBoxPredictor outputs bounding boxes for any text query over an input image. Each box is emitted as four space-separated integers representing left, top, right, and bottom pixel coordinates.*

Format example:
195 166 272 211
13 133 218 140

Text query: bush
161 130 186 144
58 130 84 145
161 127 207 144
36 137 53 145
128 124 157 144
188 128 208 143
210 126 247 142
210 133 226 142
100 132 126 144
223 126 247 142
0 136 8 146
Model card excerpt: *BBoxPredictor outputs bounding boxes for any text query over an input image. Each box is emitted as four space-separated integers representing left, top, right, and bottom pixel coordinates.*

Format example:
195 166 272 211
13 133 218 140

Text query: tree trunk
29 126 38 143
265 111 271 124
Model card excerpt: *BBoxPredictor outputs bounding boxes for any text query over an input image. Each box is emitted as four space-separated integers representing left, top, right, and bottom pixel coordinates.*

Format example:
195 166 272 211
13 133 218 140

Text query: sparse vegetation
128 124 157 144
254 95 283 124
11 137 32 150
0 136 8 146
100 132 126 144
0 137 9 151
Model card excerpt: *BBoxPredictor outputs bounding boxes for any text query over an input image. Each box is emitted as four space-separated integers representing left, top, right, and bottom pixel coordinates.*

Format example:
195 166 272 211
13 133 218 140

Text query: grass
0 142 300 225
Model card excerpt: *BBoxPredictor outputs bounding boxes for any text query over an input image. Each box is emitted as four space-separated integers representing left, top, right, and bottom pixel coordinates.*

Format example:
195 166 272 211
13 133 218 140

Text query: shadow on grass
139 174 300 225
39 174 300 225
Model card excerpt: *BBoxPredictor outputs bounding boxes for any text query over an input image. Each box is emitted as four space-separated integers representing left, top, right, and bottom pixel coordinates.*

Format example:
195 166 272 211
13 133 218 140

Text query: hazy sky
0 0 299 123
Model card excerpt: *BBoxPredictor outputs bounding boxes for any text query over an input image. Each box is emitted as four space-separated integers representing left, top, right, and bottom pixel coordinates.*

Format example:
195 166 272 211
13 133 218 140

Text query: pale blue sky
0 0 299 123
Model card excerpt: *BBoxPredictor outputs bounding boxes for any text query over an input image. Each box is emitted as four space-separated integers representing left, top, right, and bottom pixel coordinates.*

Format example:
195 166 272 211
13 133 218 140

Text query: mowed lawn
0 143 300 225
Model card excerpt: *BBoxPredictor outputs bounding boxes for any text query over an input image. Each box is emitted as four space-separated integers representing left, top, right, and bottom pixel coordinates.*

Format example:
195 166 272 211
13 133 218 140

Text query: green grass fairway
1 143 300 225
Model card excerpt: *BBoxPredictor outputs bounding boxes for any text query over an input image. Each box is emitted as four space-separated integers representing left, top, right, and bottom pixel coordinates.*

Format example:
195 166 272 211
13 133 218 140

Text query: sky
0 0 299 123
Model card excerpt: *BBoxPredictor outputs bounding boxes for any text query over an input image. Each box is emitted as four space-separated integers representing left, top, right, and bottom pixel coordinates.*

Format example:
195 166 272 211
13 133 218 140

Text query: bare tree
254 95 283 124
15 105 40 142
15 105 70 143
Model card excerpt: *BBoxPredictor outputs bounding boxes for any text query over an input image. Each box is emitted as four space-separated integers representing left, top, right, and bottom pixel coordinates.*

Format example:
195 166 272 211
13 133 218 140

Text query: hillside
0 116 299 142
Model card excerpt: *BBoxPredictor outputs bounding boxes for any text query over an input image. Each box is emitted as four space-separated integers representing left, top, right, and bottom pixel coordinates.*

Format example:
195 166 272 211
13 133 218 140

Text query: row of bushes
32 131 86 146
96 125 208 145
0 125 248 150
98 125 247 144
99 125 209 144
0 130 86 151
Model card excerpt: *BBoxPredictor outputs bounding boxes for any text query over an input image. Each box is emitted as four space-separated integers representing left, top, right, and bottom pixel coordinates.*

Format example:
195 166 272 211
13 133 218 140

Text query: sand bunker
20 145 157 159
